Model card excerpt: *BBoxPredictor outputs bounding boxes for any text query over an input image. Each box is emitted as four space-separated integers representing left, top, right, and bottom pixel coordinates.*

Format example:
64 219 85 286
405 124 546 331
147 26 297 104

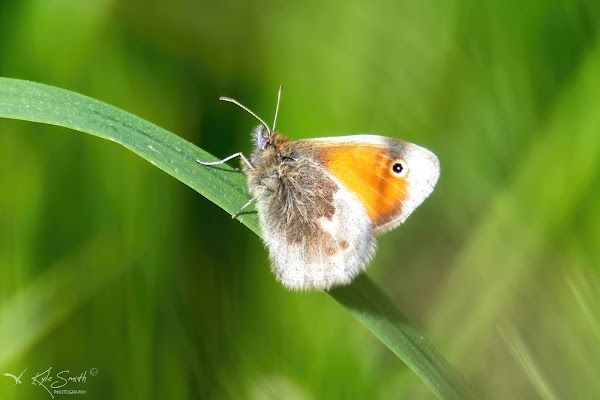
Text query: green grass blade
0 77 259 235
330 275 477 399
0 77 476 399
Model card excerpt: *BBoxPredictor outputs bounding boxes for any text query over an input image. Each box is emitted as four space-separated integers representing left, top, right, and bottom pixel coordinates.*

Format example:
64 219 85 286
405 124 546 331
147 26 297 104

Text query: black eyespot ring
392 163 404 174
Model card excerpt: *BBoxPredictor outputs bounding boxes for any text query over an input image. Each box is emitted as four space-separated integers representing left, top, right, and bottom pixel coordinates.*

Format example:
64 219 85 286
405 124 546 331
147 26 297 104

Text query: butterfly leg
196 152 254 170
231 197 255 219
231 187 265 219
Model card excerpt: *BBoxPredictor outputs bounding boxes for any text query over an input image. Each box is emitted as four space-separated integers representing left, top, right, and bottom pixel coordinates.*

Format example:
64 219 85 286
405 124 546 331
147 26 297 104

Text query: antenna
219 96 271 136
219 86 284 137
272 85 283 133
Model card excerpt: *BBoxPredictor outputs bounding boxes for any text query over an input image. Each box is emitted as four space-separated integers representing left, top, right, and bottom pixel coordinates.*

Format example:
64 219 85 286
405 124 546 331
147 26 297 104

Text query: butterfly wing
254 157 375 290
293 135 440 233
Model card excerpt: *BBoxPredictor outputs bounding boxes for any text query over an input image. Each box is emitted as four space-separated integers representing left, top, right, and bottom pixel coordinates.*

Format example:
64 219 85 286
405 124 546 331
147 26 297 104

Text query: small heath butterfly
198 87 440 290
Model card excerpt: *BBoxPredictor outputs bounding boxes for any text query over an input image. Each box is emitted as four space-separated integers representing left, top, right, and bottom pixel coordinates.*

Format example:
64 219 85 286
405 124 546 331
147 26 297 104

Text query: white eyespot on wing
257 181 376 291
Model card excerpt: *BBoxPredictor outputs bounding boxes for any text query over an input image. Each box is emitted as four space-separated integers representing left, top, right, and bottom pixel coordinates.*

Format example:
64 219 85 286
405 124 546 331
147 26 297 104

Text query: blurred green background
1 0 600 399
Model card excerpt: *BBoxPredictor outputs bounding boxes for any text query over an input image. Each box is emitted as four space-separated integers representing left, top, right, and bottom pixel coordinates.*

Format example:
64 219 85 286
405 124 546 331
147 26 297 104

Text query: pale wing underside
257 177 376 291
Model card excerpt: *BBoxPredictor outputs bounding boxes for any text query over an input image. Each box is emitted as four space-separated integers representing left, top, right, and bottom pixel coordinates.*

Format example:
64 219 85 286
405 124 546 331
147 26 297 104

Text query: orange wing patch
318 145 410 227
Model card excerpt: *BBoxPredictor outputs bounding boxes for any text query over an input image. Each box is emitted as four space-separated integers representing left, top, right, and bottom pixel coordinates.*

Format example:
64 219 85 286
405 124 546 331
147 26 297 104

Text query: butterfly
198 86 440 290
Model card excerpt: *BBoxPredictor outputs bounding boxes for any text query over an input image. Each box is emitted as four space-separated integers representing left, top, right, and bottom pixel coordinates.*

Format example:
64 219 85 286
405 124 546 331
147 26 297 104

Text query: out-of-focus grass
0 234 133 366
498 323 559 400
0 0 600 399
430 31 600 358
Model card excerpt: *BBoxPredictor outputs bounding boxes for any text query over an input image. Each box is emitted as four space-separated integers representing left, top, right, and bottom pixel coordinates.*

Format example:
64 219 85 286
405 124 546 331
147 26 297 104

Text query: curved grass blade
0 77 477 399
0 78 259 234
330 275 477 399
